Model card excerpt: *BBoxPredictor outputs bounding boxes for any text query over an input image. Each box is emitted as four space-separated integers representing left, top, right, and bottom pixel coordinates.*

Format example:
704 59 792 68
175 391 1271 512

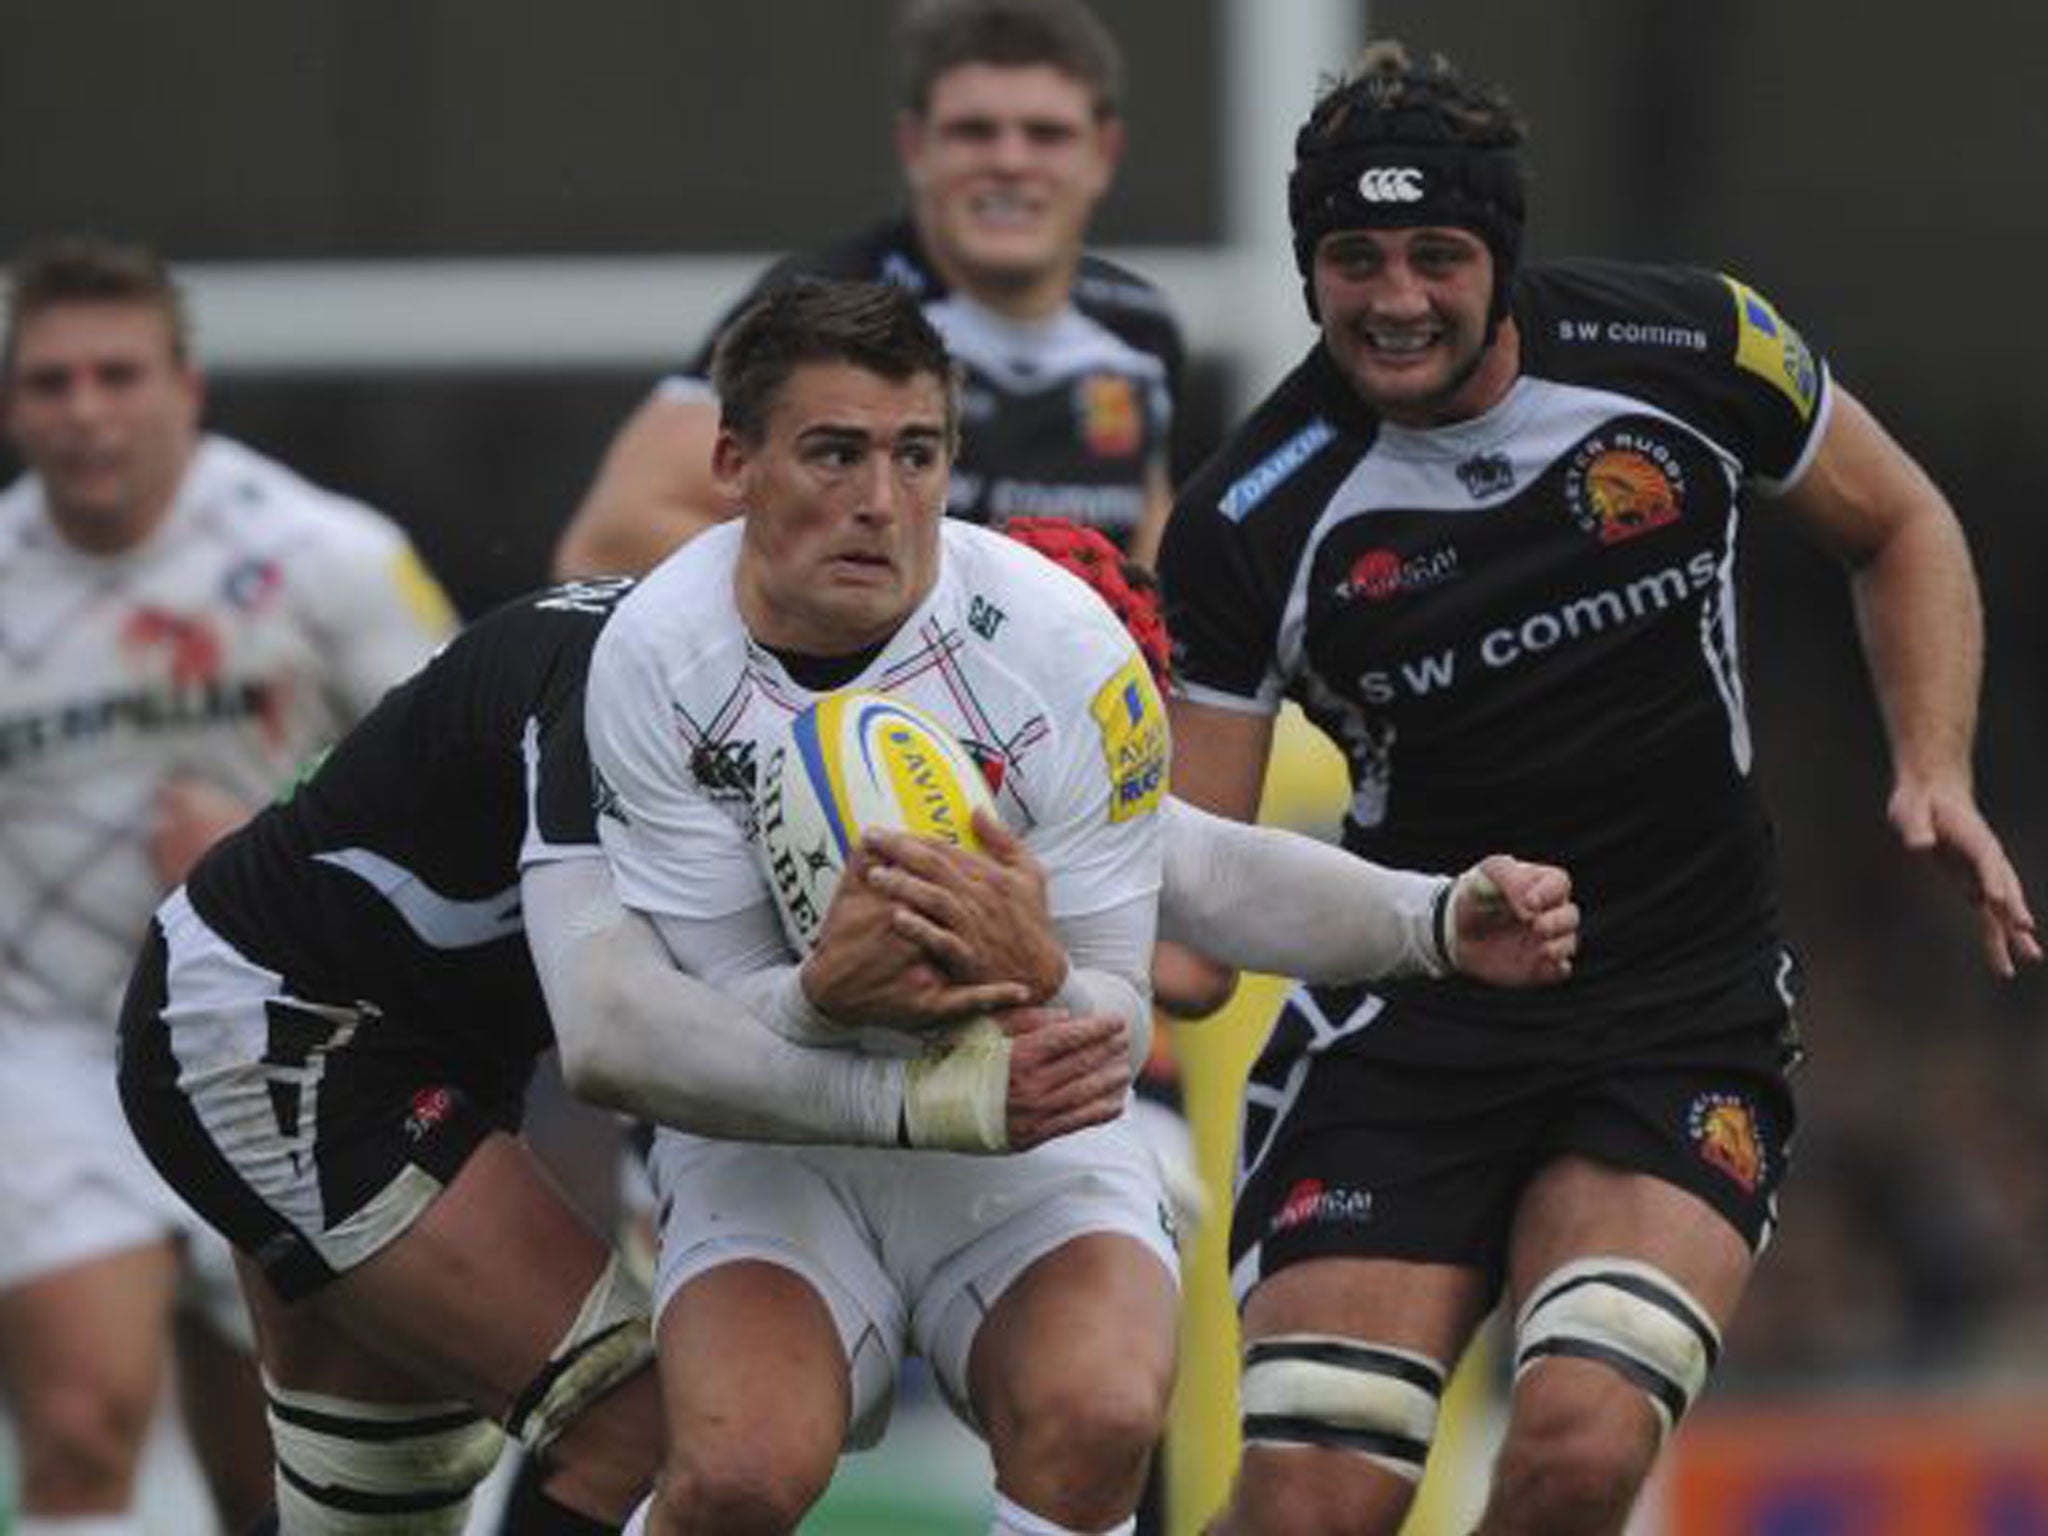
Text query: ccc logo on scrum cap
1357 166 1424 203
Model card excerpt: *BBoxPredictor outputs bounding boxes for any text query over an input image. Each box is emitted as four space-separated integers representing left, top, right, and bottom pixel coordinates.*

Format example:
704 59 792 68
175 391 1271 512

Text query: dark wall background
4 0 2043 1385
0 2 1215 255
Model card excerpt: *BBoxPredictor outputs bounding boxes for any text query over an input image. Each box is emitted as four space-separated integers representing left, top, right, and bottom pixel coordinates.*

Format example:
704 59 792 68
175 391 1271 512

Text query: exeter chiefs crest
1688 1092 1765 1193
1075 373 1143 458
1564 428 1686 545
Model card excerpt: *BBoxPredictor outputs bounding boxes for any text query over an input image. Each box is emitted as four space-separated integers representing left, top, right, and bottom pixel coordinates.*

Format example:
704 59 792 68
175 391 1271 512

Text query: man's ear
710 428 751 500
1094 115 1127 179
179 362 207 433
895 109 931 188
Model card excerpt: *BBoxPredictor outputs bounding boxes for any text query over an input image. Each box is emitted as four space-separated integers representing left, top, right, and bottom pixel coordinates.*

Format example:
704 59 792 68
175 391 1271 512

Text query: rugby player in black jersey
1155 40 2039 1536
553 0 1182 577
115 581 1134 1534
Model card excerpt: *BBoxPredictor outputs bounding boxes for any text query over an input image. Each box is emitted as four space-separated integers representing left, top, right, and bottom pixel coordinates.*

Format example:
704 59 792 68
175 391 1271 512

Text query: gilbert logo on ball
753 691 994 952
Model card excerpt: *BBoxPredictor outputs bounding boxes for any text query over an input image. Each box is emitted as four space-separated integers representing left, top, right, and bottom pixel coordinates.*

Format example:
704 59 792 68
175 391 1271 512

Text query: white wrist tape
902 1016 1010 1153
1441 864 1504 975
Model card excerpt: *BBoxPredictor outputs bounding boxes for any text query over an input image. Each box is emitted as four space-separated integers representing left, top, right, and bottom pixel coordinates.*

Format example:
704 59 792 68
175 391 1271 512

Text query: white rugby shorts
646 1112 1179 1446
0 1027 249 1346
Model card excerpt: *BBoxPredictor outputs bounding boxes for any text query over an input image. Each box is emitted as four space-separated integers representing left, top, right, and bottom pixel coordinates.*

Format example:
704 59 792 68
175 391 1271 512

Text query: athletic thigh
274 1131 625 1418
648 1130 904 1447
120 895 530 1302
652 1259 851 1497
1538 1028 1797 1257
967 1229 1180 1447
0 1240 180 1423
876 1114 1179 1425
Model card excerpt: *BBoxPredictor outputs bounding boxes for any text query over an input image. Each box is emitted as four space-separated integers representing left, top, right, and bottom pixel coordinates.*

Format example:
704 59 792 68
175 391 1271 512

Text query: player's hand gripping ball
753 690 994 953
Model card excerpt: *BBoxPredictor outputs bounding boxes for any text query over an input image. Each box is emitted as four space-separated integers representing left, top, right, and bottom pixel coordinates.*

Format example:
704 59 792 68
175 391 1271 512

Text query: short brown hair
900 0 1123 119
711 279 960 446
5 236 191 372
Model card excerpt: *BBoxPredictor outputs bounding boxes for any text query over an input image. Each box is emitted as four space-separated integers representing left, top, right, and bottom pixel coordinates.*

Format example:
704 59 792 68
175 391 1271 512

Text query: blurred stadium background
3 1 2044 1530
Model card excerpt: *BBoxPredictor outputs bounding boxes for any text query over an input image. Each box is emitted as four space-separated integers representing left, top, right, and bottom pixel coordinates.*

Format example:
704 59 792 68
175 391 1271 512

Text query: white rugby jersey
587 518 1166 934
0 434 455 1045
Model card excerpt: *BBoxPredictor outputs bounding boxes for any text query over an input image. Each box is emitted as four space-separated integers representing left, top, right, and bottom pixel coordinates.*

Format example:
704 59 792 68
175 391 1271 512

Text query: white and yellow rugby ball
753 690 995 952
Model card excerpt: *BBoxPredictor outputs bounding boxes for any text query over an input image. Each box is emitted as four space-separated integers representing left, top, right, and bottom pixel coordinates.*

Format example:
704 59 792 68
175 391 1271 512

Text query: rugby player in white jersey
585 278 1173 1536
583 280 1580 1536
0 237 456 1536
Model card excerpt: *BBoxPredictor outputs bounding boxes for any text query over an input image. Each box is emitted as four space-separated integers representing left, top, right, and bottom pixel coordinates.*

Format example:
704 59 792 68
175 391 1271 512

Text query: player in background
0 236 456 1536
1156 42 2039 1536
553 0 1181 577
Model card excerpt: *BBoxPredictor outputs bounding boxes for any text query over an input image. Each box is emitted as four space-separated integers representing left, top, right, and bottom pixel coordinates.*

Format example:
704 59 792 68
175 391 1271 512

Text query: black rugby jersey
681 217 1183 549
184 580 632 1084
1161 259 1828 1051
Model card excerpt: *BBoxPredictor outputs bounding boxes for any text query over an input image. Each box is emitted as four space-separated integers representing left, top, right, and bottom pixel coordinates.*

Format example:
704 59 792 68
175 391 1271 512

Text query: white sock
15 1516 144 1536
988 1490 1136 1535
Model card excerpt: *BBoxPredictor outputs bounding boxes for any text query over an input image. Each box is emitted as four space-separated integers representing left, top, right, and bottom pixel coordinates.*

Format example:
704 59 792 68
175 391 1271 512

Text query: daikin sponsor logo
1220 418 1337 521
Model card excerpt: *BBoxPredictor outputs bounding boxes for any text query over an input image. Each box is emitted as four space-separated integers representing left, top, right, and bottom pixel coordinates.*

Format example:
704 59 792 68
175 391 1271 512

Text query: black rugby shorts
1229 995 1797 1302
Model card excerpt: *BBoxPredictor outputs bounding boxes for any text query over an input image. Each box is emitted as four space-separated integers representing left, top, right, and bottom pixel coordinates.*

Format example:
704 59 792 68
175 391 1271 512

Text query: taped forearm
1158 797 1453 981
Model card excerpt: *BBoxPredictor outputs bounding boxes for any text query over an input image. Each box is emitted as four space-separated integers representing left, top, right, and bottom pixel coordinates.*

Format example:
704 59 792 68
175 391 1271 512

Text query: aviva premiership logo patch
1723 276 1819 421
1090 655 1166 823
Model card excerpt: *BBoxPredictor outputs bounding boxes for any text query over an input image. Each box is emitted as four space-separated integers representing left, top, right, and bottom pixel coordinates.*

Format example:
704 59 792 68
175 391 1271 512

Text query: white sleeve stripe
1172 680 1281 715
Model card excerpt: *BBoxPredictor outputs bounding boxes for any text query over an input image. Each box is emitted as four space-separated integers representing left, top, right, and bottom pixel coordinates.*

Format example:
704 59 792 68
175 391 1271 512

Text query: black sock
496 1451 620 1535
1134 1439 1168 1536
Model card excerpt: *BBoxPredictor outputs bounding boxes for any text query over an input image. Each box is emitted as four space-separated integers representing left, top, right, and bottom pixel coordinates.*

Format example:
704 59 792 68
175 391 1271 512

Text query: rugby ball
753 690 994 952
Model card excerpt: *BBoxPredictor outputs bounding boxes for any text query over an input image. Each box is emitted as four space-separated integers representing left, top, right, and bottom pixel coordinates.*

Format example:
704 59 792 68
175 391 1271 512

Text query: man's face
2 300 201 550
725 361 953 656
1312 226 1500 425
899 63 1122 305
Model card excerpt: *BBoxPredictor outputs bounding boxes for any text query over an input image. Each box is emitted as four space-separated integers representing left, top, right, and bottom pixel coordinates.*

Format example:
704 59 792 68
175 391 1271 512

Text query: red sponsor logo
1274 1178 1326 1233
405 1085 456 1141
1270 1176 1374 1234
1337 545 1460 603
121 608 222 685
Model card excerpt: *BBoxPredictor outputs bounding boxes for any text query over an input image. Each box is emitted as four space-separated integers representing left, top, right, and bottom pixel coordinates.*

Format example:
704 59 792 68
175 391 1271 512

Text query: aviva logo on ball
758 691 994 952
793 692 989 859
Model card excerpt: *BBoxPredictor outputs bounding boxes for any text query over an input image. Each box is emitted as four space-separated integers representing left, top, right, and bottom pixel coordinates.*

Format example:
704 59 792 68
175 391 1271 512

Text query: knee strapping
504 1252 654 1455
1238 1334 1447 1483
1513 1257 1721 1436
265 1376 503 1535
